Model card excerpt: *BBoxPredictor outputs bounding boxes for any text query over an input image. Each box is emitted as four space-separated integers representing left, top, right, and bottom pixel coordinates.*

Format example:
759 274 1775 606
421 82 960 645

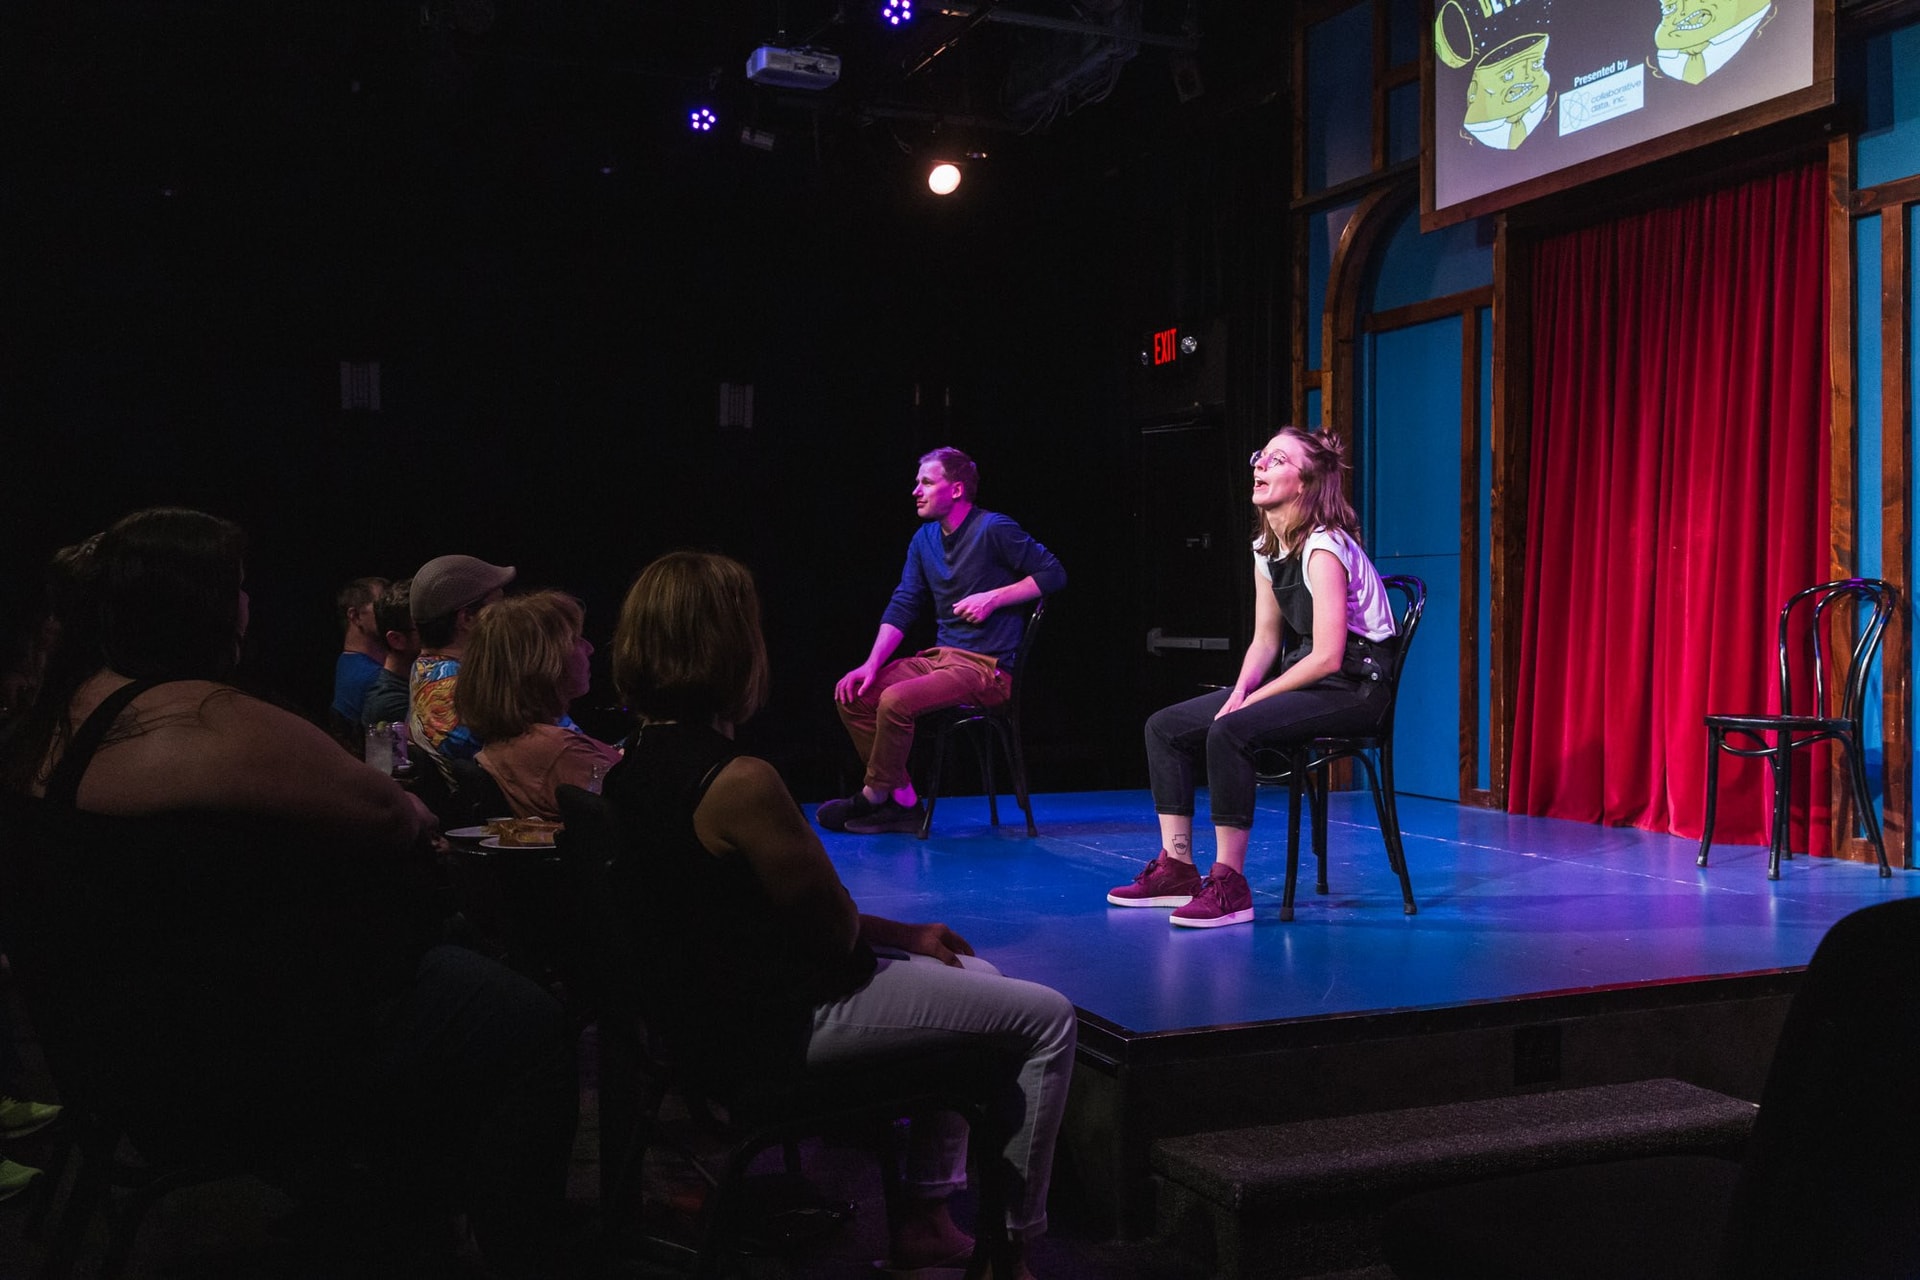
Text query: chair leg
919 725 952 840
1373 744 1417 915
1281 756 1306 922
1308 770 1329 894
1697 731 1722 868
1004 717 1037 837
1767 740 1791 881
973 729 1000 828
1840 735 1891 877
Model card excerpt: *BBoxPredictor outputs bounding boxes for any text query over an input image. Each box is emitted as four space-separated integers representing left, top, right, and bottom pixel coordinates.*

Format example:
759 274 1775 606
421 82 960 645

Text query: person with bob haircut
1109 427 1397 928
604 550 1076 1280
0 507 578 1279
458 589 621 821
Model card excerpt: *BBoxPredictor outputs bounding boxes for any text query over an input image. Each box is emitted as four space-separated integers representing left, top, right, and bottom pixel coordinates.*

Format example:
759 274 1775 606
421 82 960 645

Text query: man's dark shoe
817 792 879 832
844 799 928 835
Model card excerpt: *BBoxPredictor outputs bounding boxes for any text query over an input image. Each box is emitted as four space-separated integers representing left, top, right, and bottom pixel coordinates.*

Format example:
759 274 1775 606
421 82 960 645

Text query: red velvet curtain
1509 161 1831 847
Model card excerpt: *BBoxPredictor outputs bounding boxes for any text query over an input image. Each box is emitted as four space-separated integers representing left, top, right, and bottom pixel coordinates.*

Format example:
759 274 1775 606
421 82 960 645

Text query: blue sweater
879 508 1066 667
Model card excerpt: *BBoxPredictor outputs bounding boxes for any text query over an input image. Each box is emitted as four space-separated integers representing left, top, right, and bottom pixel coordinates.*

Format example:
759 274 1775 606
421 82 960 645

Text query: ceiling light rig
689 106 717 133
882 0 914 25
925 148 986 196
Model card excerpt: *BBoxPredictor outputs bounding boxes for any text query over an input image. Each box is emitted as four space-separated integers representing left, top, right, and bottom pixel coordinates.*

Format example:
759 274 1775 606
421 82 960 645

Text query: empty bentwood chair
917 598 1047 839
1257 574 1426 919
1698 578 1896 880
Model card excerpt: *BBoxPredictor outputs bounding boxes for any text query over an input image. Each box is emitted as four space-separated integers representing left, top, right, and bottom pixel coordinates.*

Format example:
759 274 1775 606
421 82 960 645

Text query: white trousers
805 951 1077 1234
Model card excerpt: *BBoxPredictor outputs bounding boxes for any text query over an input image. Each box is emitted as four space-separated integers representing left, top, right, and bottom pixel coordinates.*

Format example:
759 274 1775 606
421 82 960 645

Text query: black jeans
1145 675 1387 829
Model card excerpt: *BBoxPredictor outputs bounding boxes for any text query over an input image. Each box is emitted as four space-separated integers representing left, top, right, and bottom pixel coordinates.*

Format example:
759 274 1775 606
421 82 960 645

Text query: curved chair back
1268 573 1429 919
1002 597 1047 715
1375 575 1429 733
1778 578 1895 729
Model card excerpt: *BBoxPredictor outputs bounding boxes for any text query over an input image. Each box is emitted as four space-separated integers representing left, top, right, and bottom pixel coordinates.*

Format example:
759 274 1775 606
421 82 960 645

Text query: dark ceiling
5 0 1271 207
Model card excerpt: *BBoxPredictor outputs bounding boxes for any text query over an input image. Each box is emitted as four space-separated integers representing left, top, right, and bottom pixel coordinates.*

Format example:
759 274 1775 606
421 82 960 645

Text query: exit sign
1142 325 1199 368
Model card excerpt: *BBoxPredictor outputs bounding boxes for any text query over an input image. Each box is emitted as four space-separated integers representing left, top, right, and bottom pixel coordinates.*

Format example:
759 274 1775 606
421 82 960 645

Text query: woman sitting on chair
1109 426 1397 928
0 507 577 1278
458 589 621 820
604 551 1076 1280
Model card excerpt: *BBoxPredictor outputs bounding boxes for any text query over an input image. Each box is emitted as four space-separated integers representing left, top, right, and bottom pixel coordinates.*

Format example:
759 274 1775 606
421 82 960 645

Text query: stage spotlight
927 162 961 195
882 0 914 25
689 107 717 133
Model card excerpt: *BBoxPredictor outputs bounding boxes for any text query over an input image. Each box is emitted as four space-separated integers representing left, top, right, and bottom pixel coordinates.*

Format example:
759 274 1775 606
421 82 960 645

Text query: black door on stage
1132 420 1246 725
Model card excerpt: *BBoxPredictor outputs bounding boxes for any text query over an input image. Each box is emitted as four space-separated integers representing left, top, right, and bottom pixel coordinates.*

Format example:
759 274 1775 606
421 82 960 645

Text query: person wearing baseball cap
406 553 516 775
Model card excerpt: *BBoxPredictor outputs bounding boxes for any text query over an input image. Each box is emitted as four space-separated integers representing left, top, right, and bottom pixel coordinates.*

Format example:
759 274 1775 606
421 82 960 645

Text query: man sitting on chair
821 447 1065 835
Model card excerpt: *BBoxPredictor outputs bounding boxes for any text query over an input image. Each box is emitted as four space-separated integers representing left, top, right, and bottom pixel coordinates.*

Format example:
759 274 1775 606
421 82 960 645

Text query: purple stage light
882 0 912 25
689 107 717 133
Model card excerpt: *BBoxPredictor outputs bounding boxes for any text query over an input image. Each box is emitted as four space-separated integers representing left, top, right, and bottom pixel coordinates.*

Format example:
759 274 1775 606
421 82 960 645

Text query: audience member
1111 427 1396 927
606 551 1075 1278
361 578 419 734
823 446 1066 834
331 575 389 733
458 591 620 821
407 554 515 775
0 510 575 1277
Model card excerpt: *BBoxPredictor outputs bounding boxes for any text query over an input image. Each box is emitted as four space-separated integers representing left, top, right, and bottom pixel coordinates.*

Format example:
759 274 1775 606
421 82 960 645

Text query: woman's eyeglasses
1250 449 1287 469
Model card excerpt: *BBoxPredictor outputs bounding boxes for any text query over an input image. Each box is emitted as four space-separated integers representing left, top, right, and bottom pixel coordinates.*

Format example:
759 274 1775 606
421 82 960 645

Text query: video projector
745 45 842 90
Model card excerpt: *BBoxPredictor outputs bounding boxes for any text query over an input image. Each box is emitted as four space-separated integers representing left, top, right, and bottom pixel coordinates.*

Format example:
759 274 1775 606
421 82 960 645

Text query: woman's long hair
612 552 769 728
1 507 247 794
1253 427 1364 558
455 590 584 742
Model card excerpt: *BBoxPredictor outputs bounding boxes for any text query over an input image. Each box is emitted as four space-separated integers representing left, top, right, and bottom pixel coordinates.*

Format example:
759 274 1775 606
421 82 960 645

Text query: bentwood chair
1255 575 1427 920
917 598 1047 839
1698 578 1896 880
553 785 1020 1279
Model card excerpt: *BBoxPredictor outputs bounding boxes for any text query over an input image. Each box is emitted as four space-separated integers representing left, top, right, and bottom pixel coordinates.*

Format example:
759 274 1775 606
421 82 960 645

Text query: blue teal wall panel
1855 216 1887 798
1478 307 1494 792
1389 83 1421 167
1374 208 1493 312
1389 0 1420 65
1306 4 1377 192
1857 23 1920 189
1370 319 1464 800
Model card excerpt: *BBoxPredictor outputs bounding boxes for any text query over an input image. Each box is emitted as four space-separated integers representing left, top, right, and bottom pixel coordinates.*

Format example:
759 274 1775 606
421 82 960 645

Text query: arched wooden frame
1315 177 1515 808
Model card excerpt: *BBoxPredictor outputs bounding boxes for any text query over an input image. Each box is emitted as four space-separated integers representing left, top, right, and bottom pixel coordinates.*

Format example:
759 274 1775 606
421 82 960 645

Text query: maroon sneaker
1170 863 1255 928
1107 852 1204 907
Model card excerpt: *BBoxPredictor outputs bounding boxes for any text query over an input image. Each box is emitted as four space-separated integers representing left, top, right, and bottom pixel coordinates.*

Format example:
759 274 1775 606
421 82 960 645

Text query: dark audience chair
1380 896 1920 1279
1698 577 1896 880
917 598 1047 839
0 796 377 1280
1256 575 1426 919
553 785 1020 1279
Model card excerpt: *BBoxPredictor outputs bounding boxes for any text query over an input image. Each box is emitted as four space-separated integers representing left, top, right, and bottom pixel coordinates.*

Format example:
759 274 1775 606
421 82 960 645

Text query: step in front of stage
1056 969 1796 1259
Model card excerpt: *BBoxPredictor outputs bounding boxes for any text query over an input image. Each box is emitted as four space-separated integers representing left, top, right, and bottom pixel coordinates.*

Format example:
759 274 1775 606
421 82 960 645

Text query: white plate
479 835 557 851
444 825 492 841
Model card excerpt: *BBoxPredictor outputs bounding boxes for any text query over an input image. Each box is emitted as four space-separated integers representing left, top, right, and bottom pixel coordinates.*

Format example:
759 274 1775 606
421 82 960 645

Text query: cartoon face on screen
1462 34 1551 150
1653 0 1774 83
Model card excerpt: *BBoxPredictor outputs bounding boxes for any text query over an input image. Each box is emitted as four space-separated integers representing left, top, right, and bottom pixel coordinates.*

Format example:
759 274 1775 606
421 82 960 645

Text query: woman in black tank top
1113 428 1393 928
606 552 1077 1280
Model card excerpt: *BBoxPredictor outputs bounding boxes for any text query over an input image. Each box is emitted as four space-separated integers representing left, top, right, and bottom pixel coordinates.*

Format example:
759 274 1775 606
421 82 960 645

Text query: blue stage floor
817 788 1920 1037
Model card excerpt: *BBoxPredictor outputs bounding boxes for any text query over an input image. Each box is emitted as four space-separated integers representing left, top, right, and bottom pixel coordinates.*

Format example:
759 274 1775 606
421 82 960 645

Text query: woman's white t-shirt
1253 527 1396 642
